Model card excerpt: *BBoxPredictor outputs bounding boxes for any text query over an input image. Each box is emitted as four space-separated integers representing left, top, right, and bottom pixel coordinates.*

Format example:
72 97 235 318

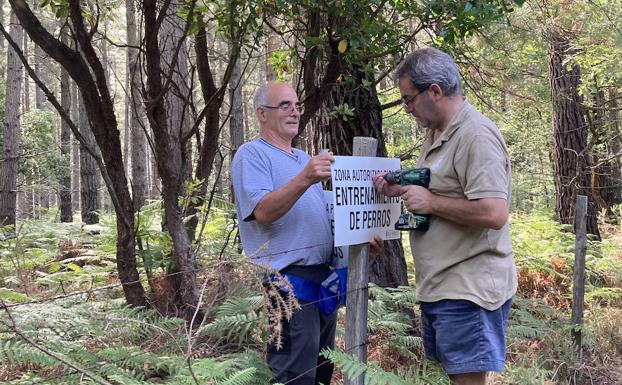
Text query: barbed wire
1 259 412 385
1 208 598 313
0 206 601 384
0 240 337 311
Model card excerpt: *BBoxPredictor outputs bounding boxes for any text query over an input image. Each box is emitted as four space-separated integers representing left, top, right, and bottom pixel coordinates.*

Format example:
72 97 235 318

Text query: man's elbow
254 209 272 225
482 199 508 230
488 214 507 230
253 205 277 225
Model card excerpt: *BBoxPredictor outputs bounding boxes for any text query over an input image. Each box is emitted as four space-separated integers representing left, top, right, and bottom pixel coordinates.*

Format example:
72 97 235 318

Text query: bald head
254 82 301 148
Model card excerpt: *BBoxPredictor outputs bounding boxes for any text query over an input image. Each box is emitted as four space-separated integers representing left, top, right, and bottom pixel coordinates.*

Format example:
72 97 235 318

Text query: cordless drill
383 168 431 231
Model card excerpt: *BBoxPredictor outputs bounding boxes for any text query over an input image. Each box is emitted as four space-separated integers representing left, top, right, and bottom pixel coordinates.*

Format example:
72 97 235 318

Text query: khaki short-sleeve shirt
411 100 517 310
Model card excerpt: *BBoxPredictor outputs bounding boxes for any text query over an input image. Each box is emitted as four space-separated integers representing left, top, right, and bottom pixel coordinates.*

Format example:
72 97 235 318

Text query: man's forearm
253 174 311 225
429 195 508 229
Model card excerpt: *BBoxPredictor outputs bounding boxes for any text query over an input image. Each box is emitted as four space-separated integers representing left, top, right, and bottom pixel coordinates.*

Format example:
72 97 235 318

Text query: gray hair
254 84 270 111
393 48 462 97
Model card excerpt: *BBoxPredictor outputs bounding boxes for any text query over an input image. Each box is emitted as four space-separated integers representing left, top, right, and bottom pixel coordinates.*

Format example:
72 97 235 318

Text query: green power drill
383 168 431 231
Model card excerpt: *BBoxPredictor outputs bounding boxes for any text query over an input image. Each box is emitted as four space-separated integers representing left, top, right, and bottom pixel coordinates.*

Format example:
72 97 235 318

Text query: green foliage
322 348 450 385
0 297 273 384
18 110 65 193
426 0 526 47
134 200 173 274
0 288 31 303
328 103 356 121
267 48 295 81
178 0 265 51
198 294 264 345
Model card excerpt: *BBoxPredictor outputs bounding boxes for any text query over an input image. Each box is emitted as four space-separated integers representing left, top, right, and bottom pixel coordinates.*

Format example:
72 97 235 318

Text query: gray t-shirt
231 138 333 271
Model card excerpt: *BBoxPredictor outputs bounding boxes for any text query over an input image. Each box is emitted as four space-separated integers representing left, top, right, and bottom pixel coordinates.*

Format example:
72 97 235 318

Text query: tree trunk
78 94 100 224
159 4 193 179
22 31 29 112
71 82 80 212
34 44 47 108
548 31 599 237
588 88 621 217
143 0 198 318
228 55 245 201
9 0 146 306
0 10 24 230
264 19 279 82
607 88 622 207
59 27 73 222
126 0 147 211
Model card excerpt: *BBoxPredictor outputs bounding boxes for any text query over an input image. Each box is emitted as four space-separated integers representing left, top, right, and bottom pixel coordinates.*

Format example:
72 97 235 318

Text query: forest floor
1 210 622 384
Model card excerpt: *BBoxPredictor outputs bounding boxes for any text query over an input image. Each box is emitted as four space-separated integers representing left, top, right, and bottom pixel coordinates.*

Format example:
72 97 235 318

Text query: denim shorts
419 298 512 375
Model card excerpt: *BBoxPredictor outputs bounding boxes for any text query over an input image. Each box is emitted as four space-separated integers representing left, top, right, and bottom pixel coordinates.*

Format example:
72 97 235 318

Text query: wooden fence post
571 194 587 353
344 137 377 385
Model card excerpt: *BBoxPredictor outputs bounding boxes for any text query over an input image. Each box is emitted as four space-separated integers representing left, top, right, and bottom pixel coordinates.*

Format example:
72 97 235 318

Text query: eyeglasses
261 101 303 113
401 88 428 108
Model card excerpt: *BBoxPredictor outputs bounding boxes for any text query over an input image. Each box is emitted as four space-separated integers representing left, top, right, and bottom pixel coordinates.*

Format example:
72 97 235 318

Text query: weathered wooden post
571 194 587 353
344 137 377 385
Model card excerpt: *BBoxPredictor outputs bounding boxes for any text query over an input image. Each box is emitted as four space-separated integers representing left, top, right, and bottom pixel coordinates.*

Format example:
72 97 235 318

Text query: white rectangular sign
330 156 401 247
324 191 348 268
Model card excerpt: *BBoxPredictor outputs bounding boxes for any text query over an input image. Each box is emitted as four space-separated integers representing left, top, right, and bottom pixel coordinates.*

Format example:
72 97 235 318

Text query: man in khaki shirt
374 48 516 385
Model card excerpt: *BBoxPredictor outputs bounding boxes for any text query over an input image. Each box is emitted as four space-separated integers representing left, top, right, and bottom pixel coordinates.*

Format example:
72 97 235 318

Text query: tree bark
159 4 192 180
78 94 100 224
17 32 33 221
34 44 47 108
548 31 599 237
71 82 80 212
228 55 245 201
22 31 29 112
126 0 147 211
143 0 199 318
588 88 621 217
0 10 24 230
264 19 279 82
606 88 622 207
59 27 73 222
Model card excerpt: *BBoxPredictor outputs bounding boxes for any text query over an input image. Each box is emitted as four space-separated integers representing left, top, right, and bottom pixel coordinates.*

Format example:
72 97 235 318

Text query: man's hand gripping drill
375 168 431 231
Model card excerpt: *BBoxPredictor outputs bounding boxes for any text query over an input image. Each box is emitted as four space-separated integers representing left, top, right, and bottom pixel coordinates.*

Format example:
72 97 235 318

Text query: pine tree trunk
144 0 199 318
0 11 24 230
34 44 47 108
59 27 73 222
126 0 147 211
17 35 33 222
78 94 100 224
588 88 621 217
264 20 279 82
159 6 192 179
607 88 622 207
22 31 29 112
228 56 245 202
548 31 599 237
71 82 80 212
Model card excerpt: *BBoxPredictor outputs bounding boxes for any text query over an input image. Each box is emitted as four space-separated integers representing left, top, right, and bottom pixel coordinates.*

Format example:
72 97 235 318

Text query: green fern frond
321 348 413 385
199 312 259 344
218 367 257 385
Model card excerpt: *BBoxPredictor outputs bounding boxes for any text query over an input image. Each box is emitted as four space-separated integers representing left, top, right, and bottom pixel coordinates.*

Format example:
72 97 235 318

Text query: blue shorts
419 298 512 375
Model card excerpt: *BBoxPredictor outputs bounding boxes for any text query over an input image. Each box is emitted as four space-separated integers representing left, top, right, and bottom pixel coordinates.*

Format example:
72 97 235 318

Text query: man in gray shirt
231 82 336 385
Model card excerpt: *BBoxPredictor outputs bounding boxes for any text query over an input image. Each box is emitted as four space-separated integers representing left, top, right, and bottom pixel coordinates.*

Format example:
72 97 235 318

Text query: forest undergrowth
1 208 622 384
